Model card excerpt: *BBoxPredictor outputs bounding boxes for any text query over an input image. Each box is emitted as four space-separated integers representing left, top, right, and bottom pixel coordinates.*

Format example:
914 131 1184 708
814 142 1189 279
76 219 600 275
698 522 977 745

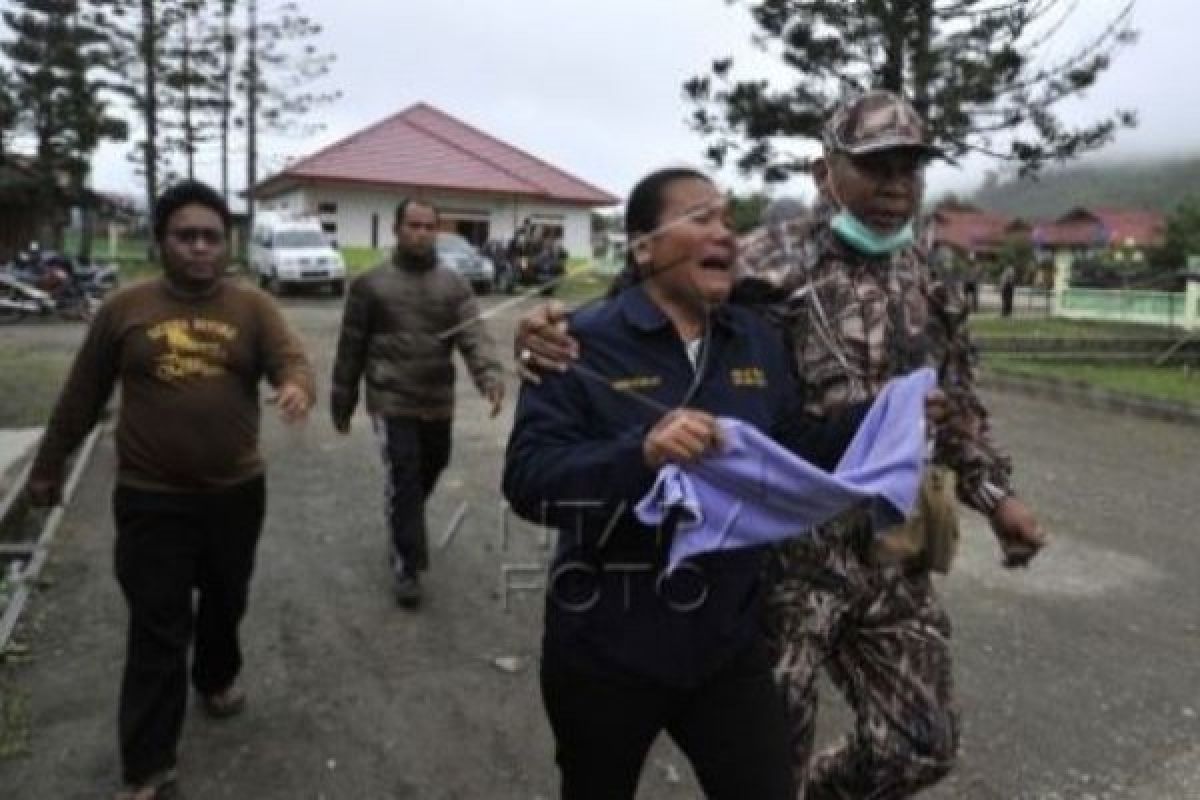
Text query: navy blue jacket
502 284 861 688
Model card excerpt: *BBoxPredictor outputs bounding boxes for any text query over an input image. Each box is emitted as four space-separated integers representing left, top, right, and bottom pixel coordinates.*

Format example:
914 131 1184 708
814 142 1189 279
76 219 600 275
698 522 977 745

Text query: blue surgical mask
830 209 915 256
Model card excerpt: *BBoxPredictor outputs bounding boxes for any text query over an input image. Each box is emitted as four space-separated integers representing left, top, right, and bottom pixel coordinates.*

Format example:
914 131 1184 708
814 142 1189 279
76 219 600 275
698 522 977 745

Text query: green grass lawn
0 343 73 429
555 265 613 305
342 247 387 274
988 356 1200 407
968 316 1178 340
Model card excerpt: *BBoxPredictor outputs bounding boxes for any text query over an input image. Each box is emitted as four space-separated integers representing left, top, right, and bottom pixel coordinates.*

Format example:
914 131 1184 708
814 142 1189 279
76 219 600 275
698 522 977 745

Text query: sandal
115 768 179 799
199 685 246 719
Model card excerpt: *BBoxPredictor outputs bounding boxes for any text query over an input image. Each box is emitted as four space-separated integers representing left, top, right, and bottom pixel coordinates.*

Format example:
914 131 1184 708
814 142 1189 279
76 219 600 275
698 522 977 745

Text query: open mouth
865 210 909 230
699 255 732 271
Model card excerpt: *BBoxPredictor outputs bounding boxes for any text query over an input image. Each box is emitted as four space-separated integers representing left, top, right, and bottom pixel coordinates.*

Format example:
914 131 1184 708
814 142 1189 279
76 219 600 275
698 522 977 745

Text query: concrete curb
980 368 1200 427
0 425 105 652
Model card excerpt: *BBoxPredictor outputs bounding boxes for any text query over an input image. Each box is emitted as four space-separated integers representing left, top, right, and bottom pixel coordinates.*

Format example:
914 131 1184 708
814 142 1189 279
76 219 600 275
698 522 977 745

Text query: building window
317 201 337 246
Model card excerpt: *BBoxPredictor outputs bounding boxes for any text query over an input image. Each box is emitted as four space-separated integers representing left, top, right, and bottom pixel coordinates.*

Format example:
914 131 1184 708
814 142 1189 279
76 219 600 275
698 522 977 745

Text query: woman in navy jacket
503 167 860 800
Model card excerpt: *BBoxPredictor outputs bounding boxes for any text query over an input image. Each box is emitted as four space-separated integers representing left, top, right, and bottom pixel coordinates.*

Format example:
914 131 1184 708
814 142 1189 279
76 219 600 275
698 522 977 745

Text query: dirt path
2 296 1199 798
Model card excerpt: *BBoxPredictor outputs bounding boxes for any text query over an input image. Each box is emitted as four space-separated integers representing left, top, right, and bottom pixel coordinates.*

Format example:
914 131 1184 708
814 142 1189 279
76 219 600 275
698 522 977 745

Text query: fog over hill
961 154 1200 219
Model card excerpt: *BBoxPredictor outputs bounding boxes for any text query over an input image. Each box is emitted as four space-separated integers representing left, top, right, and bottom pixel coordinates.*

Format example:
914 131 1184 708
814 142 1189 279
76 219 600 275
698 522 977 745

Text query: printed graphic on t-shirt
147 317 239 381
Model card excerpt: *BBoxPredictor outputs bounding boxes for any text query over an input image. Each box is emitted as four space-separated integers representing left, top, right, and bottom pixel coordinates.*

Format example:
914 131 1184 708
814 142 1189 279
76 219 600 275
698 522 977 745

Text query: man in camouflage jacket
738 90 1044 798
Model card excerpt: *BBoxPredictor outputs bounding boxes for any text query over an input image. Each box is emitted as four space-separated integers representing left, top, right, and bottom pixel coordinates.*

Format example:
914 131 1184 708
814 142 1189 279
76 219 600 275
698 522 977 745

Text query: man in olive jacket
331 199 504 607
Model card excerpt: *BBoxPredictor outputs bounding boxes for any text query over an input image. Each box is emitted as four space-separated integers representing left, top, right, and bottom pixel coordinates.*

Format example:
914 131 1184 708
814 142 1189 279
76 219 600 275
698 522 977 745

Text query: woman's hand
643 410 722 469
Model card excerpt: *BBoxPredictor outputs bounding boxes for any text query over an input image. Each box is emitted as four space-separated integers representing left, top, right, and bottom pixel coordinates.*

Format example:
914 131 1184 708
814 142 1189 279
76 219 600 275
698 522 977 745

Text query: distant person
963 262 981 312
534 233 567 295
330 198 505 608
25 180 315 800
1000 264 1017 317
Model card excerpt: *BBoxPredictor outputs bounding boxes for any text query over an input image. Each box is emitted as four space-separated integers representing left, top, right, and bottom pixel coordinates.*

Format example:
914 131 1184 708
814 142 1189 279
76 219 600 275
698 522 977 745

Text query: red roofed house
926 208 1032 263
250 103 618 256
1032 207 1165 262
926 203 1030 265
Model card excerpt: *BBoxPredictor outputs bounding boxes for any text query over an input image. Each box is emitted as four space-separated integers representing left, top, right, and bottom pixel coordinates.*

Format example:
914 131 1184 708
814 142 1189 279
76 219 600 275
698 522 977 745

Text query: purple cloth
635 368 936 571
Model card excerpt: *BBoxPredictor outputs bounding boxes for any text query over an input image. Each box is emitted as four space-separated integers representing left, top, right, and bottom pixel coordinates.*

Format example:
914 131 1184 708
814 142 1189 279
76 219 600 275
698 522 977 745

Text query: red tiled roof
253 103 618 206
930 208 1025 254
1089 208 1165 248
1033 207 1165 249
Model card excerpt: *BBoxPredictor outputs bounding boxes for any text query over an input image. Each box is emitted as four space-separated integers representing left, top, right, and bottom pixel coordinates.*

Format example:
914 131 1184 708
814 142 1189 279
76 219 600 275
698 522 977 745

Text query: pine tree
241 0 339 229
160 0 223 181
685 0 1139 181
0 63 17 161
2 0 126 247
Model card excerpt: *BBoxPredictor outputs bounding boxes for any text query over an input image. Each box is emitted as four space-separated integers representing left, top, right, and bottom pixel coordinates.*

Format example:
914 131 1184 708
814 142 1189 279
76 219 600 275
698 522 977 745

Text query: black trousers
1001 284 1015 316
374 416 452 576
112 476 265 785
540 644 794 800
964 282 979 312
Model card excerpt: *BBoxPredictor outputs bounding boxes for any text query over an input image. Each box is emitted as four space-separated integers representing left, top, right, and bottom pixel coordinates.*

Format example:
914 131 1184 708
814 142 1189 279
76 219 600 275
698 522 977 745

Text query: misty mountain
966 156 1200 219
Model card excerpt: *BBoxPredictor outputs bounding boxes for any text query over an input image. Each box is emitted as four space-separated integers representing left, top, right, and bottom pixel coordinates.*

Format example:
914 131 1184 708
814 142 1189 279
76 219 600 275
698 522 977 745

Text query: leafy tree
105 0 174 251
686 0 1138 182
0 62 17 160
1 0 126 248
1155 198 1200 271
727 190 770 233
160 0 224 181
242 0 340 228
996 236 1036 284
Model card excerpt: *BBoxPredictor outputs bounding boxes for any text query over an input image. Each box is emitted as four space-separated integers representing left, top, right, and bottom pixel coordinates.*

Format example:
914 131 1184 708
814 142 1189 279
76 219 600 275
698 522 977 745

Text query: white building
250 103 617 257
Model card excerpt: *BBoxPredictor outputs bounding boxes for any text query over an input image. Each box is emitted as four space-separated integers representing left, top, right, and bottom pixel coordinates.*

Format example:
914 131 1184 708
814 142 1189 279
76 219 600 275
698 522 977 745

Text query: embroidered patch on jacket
611 375 662 391
730 367 768 388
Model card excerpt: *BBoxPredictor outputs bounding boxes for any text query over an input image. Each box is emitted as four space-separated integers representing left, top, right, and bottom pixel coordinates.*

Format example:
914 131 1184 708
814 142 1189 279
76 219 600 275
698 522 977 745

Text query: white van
249 213 346 296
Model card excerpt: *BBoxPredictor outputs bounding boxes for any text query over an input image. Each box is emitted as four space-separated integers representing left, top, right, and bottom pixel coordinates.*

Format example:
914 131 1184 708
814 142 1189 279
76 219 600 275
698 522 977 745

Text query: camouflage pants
764 519 960 800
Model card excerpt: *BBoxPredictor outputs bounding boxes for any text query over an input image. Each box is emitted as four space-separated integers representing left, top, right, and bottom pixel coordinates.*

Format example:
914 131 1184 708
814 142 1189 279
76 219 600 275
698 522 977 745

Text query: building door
440 209 490 247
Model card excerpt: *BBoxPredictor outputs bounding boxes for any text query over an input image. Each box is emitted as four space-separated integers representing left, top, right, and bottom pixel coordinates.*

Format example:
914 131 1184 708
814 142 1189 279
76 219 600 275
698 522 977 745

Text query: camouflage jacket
735 214 1013 515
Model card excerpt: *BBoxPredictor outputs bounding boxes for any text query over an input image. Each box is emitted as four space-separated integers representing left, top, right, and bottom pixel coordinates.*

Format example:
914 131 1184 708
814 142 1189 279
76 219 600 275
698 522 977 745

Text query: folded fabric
635 368 937 571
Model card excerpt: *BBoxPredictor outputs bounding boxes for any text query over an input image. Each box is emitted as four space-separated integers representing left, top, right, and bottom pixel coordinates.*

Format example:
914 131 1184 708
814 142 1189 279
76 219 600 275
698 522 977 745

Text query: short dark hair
608 166 711 297
153 181 231 243
394 198 438 226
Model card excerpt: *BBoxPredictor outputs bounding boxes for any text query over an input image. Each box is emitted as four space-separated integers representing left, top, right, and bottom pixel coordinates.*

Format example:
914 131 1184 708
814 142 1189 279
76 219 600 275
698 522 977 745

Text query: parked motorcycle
3 247 108 321
0 271 54 323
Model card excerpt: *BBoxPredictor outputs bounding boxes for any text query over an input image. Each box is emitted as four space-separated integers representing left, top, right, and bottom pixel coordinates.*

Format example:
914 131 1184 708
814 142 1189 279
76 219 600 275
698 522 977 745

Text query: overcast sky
83 0 1194 206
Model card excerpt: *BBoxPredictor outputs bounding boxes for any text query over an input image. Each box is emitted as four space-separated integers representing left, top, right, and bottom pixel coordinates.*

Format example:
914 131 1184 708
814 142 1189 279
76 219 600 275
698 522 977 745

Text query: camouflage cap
823 89 943 158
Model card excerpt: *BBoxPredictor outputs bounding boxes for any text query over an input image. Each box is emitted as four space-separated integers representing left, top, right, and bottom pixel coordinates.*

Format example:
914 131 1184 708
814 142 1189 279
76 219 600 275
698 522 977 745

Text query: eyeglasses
168 227 226 246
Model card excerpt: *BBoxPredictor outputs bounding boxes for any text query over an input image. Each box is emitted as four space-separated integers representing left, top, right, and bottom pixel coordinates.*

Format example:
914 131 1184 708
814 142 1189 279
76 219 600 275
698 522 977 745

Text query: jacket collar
618 282 739 335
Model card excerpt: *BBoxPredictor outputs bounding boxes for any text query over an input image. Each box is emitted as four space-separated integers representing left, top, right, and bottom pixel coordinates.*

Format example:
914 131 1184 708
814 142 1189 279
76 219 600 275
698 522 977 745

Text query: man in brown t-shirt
25 181 314 800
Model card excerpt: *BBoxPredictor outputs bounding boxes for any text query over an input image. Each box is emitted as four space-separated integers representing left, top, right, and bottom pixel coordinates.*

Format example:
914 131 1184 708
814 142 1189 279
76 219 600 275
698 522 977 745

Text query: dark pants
963 282 979 312
374 415 452 576
112 476 265 785
1001 284 1015 316
540 644 794 800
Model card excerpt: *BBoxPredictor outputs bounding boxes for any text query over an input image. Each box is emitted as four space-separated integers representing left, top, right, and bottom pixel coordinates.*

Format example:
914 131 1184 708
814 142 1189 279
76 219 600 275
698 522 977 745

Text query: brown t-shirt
31 277 315 492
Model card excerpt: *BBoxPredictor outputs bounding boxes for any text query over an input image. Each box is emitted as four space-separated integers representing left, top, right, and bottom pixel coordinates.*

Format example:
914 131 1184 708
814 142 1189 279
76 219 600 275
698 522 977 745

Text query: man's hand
486 383 505 418
24 476 63 508
515 300 577 384
643 409 722 470
924 388 949 427
271 383 310 424
989 496 1045 568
